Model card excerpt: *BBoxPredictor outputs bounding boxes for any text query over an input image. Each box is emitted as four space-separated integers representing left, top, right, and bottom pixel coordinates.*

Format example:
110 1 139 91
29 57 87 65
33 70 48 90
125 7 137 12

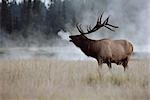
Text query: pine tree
20 0 33 38
1 0 12 34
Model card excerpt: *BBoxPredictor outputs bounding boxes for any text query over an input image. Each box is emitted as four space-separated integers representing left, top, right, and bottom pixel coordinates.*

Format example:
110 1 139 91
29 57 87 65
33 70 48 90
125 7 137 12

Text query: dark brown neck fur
78 38 95 57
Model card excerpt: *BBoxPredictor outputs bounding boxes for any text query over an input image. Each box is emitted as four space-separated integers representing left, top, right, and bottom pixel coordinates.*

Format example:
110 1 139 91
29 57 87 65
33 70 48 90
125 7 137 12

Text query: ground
0 58 150 100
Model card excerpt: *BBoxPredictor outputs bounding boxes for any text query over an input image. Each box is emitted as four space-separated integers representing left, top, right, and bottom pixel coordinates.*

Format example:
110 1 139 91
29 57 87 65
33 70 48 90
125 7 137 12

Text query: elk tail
129 42 134 55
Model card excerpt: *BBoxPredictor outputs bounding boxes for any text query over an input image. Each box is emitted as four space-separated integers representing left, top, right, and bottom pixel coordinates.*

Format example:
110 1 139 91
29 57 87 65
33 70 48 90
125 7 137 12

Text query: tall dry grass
0 58 150 100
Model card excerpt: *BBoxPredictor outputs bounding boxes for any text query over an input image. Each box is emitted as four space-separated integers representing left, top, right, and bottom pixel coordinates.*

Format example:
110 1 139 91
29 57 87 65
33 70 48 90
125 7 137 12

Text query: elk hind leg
122 58 129 71
107 58 112 69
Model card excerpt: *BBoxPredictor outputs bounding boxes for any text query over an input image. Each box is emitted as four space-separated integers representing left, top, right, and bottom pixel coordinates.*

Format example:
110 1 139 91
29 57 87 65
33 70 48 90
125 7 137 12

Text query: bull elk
69 13 133 76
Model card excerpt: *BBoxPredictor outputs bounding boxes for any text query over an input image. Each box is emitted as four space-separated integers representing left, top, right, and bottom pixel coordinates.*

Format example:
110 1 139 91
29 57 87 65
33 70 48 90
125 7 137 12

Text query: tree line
0 0 77 39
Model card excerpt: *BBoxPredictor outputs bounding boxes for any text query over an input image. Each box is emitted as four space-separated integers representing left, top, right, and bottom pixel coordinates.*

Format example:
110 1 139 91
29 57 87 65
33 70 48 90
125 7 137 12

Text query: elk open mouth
69 36 73 42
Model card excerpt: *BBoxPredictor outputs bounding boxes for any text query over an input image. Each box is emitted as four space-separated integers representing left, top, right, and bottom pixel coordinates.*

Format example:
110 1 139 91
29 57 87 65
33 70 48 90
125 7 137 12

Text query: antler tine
80 24 86 34
106 23 119 28
87 25 90 32
102 16 115 32
76 24 80 32
102 16 110 25
87 25 92 32
76 24 84 34
89 25 92 31
104 16 119 28
102 15 119 31
79 24 85 34
97 16 101 24
104 26 115 32
97 12 104 24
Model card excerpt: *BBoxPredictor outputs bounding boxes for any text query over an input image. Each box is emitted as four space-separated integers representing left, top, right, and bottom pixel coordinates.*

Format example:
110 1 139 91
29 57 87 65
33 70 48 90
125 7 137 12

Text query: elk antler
103 16 119 31
76 12 119 35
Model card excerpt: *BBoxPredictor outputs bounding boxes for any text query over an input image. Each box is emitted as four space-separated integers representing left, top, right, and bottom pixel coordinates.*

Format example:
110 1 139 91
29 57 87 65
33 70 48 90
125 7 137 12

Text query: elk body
69 13 133 76
69 35 133 71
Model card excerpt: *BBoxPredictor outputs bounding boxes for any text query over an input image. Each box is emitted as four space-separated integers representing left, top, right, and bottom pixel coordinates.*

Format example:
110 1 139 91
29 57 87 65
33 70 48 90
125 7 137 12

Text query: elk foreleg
106 58 112 69
107 63 112 70
97 59 103 78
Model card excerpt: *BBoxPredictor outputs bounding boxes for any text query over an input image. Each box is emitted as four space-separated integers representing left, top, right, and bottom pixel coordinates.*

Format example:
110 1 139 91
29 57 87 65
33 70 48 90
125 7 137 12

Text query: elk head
69 12 119 46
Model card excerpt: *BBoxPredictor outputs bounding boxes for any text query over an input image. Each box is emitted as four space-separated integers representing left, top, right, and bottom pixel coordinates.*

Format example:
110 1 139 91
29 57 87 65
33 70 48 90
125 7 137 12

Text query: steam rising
58 30 70 41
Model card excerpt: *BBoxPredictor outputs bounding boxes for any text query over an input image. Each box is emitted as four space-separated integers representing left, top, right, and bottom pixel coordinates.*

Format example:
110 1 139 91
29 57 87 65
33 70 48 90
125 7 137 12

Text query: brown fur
69 35 133 71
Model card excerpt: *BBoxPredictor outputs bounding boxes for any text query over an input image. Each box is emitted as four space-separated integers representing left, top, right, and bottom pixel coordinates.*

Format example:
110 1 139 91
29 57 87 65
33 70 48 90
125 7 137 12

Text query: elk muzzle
69 36 73 42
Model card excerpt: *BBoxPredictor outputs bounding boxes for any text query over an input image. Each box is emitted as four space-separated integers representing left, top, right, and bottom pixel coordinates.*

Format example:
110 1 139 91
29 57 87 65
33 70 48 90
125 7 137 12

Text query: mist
0 0 150 59
68 0 150 53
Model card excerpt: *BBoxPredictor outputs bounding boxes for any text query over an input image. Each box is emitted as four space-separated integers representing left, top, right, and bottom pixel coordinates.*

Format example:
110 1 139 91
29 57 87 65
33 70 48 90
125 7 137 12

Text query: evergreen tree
11 0 21 31
1 0 12 34
20 0 33 38
32 0 45 30
45 0 66 37
63 0 76 27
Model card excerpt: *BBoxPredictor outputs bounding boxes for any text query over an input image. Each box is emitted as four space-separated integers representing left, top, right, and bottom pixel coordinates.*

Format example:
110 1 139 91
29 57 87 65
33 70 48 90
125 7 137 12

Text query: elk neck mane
79 35 111 57
79 35 97 56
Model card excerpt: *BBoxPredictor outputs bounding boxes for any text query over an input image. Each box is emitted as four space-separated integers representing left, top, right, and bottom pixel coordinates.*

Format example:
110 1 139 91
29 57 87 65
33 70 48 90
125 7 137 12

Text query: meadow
0 58 150 100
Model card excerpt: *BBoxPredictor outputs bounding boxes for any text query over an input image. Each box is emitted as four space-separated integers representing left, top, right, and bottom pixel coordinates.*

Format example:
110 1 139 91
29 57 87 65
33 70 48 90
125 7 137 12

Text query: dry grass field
0 58 150 100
